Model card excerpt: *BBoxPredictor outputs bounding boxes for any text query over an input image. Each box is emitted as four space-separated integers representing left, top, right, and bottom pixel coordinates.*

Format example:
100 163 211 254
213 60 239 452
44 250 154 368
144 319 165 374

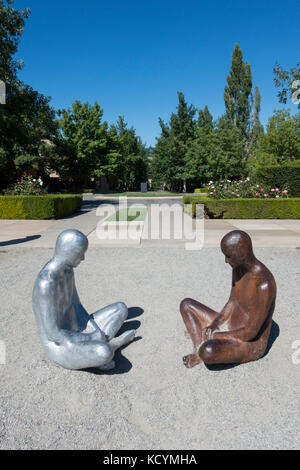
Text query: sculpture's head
221 230 254 268
54 230 88 267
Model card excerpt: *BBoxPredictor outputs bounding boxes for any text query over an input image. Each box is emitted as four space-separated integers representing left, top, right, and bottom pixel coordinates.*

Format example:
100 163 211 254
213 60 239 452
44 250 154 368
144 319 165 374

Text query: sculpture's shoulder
250 261 276 296
33 264 57 299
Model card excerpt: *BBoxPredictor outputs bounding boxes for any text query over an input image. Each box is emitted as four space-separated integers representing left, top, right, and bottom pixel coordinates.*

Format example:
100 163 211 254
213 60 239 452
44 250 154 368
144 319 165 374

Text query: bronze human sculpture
180 230 276 367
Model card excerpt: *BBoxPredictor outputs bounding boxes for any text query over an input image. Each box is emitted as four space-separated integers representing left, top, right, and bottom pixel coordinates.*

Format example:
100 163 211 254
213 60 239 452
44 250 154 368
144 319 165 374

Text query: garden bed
183 196 300 219
0 195 82 220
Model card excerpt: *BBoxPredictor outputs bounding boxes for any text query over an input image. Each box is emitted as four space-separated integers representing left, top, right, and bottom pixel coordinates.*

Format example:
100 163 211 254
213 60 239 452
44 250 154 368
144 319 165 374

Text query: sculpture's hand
90 329 106 342
202 319 220 342
201 326 214 342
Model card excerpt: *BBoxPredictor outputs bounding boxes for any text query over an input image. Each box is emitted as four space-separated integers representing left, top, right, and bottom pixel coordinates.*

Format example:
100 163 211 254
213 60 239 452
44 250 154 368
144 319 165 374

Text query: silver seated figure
32 229 135 370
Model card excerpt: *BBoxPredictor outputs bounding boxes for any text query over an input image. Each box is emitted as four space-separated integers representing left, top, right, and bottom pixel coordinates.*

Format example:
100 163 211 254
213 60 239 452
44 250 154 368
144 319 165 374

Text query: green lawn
106 208 147 222
100 191 184 197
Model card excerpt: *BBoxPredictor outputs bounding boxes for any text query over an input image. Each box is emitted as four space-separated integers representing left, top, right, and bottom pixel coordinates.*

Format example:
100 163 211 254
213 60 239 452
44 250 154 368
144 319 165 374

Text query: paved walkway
0 196 300 249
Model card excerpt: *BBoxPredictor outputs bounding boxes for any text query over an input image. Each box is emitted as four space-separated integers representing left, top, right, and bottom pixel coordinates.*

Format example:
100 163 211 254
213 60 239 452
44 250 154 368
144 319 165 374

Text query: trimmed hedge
0 195 82 220
183 196 300 219
255 163 300 197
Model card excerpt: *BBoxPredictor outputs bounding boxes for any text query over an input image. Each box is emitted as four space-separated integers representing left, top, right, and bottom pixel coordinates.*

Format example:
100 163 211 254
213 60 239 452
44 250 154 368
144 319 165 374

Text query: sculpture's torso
33 262 81 343
221 261 276 339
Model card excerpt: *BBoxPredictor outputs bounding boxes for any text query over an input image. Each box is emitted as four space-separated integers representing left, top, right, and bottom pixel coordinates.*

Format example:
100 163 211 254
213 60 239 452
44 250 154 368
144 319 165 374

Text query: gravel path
0 245 299 449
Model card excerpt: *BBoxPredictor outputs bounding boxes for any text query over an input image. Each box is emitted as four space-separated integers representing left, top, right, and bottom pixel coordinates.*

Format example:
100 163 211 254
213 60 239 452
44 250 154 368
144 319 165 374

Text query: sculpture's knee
180 298 193 315
116 301 128 321
97 343 114 365
199 340 216 364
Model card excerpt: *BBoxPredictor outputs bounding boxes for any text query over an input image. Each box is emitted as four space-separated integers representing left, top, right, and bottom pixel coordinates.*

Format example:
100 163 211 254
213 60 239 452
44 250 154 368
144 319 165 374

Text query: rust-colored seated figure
180 230 276 368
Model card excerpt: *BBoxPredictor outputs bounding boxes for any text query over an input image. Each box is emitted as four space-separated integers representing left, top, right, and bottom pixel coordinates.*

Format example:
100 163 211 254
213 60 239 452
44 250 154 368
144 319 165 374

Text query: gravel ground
0 245 299 450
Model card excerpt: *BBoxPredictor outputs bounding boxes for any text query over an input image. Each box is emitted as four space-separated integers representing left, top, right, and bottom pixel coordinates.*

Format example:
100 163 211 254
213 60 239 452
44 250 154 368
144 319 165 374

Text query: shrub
207 178 289 199
0 195 82 219
255 163 300 197
183 195 300 219
4 175 47 196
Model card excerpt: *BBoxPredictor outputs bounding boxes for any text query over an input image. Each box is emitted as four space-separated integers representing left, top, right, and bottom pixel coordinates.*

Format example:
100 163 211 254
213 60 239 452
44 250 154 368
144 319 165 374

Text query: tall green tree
152 92 197 191
0 1 57 188
53 101 108 183
248 85 264 153
224 44 252 136
0 0 30 85
112 116 148 191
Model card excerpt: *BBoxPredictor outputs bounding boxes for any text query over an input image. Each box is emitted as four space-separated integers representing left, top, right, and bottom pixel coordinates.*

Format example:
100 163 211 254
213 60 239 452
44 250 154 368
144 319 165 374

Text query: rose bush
208 178 289 199
4 175 47 196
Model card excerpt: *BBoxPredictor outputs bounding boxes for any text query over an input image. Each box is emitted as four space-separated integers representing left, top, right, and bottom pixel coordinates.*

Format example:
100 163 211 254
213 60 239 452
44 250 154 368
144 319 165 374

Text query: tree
113 116 148 191
224 44 252 137
273 62 300 108
249 85 264 153
0 0 30 85
254 109 300 165
51 101 109 184
152 92 197 191
0 1 58 189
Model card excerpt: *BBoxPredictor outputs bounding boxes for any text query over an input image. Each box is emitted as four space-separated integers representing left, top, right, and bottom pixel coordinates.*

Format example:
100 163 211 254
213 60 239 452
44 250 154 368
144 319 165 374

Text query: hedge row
255 163 300 197
0 195 82 219
183 196 300 219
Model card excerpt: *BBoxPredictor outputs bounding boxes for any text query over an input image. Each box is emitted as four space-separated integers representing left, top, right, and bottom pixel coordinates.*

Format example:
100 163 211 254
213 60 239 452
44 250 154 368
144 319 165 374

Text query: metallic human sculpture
180 230 276 367
32 229 135 370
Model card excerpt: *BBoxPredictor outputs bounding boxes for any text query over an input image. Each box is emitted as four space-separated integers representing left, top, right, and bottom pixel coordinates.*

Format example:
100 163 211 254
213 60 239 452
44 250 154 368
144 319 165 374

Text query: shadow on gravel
205 320 280 372
85 306 144 376
0 235 41 246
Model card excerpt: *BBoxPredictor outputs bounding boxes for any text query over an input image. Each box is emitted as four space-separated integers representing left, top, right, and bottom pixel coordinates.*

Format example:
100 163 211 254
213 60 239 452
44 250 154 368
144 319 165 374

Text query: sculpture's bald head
221 230 254 268
54 230 88 267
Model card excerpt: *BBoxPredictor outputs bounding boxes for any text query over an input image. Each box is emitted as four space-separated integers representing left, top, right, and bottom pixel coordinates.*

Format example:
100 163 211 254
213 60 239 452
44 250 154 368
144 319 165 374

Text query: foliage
183 195 300 219
252 110 300 168
0 194 82 219
273 62 300 108
194 188 209 193
255 162 300 197
151 92 197 191
4 174 46 195
224 44 252 137
207 178 289 199
0 2 58 188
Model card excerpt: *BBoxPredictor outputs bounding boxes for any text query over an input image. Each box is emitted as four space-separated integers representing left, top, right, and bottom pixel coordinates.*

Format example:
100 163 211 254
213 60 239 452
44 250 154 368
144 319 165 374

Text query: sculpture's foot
97 360 116 371
183 353 202 368
109 329 136 351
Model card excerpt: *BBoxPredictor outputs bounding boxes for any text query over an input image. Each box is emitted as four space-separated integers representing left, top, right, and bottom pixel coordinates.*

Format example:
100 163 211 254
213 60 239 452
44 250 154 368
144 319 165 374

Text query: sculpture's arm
202 299 235 340
72 285 89 316
212 282 273 342
34 284 106 345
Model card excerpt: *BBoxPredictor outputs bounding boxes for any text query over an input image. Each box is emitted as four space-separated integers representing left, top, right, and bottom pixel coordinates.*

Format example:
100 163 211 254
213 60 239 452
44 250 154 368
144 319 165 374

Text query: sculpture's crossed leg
92 302 136 370
180 298 266 368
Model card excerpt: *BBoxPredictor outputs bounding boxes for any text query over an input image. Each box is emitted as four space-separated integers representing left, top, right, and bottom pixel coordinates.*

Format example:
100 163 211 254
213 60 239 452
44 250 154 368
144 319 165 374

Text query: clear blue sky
13 0 299 146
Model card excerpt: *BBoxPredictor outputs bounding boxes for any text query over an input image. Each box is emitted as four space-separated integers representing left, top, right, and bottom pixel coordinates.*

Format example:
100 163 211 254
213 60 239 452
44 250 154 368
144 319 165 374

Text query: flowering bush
208 178 289 199
4 175 47 196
